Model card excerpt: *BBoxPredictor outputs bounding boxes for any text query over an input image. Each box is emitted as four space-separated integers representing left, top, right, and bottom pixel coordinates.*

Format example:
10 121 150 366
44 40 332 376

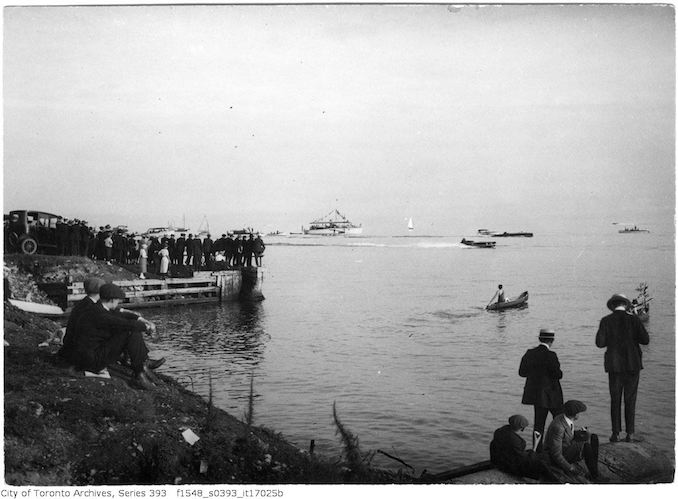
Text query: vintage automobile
4 210 60 254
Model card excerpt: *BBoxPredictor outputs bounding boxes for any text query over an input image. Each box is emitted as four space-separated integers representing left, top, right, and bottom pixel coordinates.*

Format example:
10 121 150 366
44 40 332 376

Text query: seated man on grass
73 283 165 390
543 400 603 482
490 414 557 482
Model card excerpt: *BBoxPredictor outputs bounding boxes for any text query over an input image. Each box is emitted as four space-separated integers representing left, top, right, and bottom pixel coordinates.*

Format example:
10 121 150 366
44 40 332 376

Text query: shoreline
3 255 674 485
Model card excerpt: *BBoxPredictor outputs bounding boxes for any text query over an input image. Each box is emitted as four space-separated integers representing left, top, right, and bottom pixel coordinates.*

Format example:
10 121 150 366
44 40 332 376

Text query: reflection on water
144 301 269 410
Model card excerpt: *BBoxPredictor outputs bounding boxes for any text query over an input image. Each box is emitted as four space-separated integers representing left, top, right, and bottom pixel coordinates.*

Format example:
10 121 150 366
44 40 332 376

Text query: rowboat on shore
8 299 65 317
486 291 529 310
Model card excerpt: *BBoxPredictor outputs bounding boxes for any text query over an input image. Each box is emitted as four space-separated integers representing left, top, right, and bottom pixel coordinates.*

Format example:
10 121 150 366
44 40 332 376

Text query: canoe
8 299 65 317
486 291 529 310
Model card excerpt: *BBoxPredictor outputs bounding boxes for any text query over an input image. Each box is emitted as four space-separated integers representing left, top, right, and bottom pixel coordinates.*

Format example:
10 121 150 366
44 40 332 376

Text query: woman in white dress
138 241 148 279
159 243 170 278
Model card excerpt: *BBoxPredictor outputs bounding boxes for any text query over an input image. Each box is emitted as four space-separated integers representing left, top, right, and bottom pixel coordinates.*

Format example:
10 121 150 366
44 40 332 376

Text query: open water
143 229 675 474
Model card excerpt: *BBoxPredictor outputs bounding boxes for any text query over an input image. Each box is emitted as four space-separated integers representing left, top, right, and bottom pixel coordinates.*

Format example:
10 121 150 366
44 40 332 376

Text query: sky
2 3 675 236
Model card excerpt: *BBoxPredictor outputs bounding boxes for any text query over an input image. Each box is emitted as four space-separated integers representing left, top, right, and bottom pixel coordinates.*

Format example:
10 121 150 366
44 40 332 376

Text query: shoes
609 433 620 443
145 357 166 370
625 434 643 443
131 371 155 390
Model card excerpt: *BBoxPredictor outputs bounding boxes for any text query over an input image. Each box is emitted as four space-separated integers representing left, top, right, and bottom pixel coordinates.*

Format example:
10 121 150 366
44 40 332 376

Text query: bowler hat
508 414 529 430
607 293 630 311
538 328 555 341
99 283 126 300
562 400 587 416
83 277 106 295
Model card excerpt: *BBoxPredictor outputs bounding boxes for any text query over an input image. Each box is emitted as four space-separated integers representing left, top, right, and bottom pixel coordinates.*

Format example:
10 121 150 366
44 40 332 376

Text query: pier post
239 267 265 302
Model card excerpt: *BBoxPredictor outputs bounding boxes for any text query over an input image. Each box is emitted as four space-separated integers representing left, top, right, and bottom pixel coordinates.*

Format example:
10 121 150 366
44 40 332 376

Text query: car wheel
19 236 38 255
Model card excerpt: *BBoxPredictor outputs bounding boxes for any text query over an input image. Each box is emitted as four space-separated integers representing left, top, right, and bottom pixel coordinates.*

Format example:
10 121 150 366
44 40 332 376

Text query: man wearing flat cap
72 283 164 389
490 415 557 481
519 328 564 452
58 277 106 366
596 293 650 443
544 400 601 481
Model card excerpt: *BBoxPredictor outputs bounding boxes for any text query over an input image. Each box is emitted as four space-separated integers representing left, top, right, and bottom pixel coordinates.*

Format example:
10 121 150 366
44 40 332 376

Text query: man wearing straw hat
519 328 564 452
595 293 650 443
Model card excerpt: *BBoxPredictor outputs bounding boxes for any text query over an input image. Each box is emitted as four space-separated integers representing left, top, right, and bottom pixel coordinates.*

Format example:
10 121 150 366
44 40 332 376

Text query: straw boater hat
607 293 631 311
539 328 555 341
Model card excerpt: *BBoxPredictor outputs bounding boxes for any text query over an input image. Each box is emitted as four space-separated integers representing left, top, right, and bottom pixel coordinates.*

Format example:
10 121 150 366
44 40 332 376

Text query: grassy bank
3 256 412 485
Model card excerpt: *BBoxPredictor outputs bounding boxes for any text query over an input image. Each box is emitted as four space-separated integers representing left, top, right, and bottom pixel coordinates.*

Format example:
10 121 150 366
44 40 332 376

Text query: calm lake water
143 228 675 475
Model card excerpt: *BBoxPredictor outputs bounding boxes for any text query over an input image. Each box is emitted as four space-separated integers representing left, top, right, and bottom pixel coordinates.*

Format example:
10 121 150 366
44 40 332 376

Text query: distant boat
618 226 649 234
407 217 414 231
492 232 534 237
486 291 529 311
302 209 363 236
461 238 496 249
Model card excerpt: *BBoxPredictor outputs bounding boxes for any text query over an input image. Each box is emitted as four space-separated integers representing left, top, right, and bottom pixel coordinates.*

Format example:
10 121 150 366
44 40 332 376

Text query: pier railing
64 268 263 309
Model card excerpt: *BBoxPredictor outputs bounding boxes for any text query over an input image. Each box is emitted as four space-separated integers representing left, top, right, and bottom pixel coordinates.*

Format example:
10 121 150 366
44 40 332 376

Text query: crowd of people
489 293 650 483
52 217 266 277
137 232 266 279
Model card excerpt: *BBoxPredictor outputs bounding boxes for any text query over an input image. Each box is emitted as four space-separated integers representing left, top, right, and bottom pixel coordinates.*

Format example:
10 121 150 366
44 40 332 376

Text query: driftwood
376 449 414 470
419 460 494 482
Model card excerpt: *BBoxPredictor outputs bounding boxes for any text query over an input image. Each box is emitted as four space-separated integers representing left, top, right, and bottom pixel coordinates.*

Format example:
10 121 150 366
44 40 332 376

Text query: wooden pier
65 268 264 309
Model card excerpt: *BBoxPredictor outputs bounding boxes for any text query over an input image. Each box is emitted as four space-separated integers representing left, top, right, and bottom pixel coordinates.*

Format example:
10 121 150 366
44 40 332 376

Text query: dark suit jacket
543 413 575 471
59 296 97 363
490 425 528 474
595 310 649 373
74 302 146 370
519 344 564 409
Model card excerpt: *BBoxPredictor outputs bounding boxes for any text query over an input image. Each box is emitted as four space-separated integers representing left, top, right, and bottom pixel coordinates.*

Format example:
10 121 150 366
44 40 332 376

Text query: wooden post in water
239 267 265 301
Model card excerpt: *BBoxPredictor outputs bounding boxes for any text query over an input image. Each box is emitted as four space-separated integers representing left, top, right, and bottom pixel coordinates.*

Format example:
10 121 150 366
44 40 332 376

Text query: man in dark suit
544 400 600 481
490 414 557 481
174 233 186 267
73 284 164 390
596 293 650 443
58 277 105 366
519 328 564 451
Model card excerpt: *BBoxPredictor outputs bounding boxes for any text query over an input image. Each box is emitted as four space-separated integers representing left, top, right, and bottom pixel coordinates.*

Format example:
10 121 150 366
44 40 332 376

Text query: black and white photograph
2 1 675 494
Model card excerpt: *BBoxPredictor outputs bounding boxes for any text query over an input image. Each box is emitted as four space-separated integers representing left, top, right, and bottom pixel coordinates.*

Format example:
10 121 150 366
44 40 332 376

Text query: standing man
174 233 186 267
243 233 255 267
191 234 203 270
202 234 214 270
253 233 266 266
185 234 194 266
225 233 235 268
519 328 564 451
595 293 650 443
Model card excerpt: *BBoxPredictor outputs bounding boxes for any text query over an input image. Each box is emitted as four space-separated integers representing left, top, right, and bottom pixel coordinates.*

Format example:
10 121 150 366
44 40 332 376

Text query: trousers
608 371 640 434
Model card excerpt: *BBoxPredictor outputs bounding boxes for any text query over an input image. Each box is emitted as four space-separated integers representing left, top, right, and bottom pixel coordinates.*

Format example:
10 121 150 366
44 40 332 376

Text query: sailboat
407 217 414 231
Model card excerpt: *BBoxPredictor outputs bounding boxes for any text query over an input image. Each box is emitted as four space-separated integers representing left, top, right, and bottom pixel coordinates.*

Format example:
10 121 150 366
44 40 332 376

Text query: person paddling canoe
488 284 506 306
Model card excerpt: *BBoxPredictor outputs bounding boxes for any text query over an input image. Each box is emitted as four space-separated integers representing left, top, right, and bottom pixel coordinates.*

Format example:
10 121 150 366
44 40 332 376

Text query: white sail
407 217 414 230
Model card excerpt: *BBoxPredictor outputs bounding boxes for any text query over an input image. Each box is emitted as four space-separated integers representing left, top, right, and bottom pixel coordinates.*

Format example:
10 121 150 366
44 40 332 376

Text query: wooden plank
112 277 217 287
420 460 495 482
124 286 220 298
122 296 219 309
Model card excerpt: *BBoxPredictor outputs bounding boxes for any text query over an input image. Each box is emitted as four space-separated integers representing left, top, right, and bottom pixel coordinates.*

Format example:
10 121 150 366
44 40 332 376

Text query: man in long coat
519 328 564 451
595 293 650 443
